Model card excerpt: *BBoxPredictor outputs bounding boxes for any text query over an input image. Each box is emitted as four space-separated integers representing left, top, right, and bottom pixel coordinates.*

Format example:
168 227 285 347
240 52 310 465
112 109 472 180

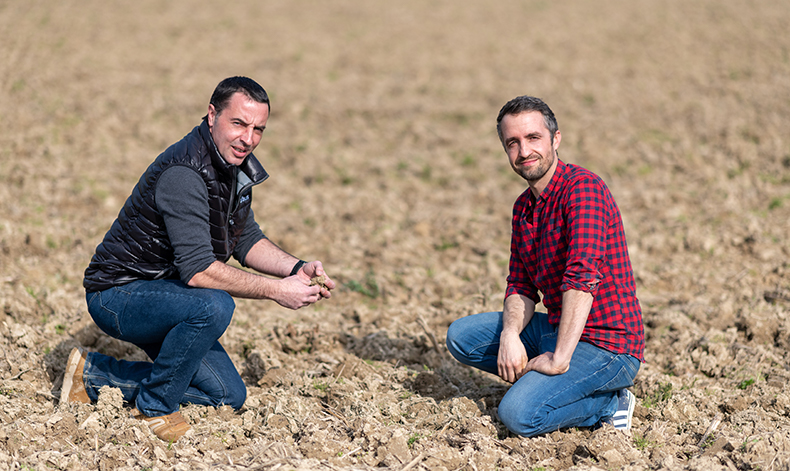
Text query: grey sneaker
607 389 636 431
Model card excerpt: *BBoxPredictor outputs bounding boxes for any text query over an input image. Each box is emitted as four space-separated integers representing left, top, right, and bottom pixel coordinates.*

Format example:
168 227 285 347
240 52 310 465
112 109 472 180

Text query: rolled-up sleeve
561 177 608 295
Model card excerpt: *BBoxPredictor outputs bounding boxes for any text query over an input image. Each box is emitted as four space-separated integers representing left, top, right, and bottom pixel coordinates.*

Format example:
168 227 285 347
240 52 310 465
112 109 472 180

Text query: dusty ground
2 0 790 469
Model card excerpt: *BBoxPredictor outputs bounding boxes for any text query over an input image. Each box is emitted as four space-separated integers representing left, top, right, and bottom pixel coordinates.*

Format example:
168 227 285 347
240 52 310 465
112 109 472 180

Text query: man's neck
528 158 559 198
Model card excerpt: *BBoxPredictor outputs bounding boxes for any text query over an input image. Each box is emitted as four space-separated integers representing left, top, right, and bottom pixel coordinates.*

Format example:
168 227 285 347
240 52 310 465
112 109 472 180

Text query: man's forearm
553 289 594 367
188 260 279 299
498 293 537 382
243 238 301 278
502 294 536 336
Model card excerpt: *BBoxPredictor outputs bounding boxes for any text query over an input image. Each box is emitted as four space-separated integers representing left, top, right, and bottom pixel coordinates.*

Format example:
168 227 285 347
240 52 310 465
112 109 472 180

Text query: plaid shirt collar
544 158 567 198
531 158 567 205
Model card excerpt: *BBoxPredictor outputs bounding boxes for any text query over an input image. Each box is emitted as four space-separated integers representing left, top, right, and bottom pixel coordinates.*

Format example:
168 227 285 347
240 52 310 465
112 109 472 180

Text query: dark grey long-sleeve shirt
156 165 266 283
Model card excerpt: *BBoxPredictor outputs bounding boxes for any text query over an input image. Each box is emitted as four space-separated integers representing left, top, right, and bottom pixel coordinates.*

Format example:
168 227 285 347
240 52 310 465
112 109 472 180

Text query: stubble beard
515 149 555 183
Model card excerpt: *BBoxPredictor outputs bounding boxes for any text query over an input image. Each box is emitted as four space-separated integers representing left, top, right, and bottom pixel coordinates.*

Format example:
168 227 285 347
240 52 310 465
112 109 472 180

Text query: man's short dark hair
206 76 270 118
496 96 558 143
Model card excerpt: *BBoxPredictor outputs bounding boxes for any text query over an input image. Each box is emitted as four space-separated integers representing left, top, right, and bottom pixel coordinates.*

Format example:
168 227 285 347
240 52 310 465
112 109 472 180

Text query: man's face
207 92 270 166
500 111 561 185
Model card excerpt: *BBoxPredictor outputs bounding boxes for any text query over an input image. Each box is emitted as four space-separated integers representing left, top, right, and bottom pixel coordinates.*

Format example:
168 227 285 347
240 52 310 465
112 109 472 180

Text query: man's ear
553 130 562 150
207 104 217 128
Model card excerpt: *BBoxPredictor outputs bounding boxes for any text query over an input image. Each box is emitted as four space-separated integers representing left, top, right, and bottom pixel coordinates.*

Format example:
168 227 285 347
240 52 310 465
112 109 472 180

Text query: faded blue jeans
84 279 246 417
446 311 640 437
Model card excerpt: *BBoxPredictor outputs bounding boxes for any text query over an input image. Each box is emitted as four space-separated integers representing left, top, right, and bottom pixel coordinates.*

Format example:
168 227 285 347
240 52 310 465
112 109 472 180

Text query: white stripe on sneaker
614 390 636 430
147 418 167 432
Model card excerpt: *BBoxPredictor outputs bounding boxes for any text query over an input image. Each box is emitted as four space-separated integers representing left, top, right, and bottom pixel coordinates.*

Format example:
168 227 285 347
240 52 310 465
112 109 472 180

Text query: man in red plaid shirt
446 96 644 437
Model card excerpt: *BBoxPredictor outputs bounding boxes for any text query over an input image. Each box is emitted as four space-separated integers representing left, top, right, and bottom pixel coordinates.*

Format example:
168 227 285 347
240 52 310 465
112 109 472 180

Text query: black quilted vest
83 119 269 292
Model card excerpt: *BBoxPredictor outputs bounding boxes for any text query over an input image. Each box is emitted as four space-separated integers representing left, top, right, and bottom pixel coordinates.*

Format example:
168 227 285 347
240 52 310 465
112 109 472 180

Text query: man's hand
497 331 528 383
294 261 336 299
274 260 336 309
273 275 323 309
523 351 570 376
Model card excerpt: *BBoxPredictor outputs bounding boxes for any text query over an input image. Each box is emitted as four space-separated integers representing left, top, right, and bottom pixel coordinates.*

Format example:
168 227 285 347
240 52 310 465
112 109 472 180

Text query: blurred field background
2 0 790 469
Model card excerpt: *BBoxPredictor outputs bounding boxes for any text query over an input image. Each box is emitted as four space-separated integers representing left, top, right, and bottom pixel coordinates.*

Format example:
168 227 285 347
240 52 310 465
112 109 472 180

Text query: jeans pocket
597 363 636 393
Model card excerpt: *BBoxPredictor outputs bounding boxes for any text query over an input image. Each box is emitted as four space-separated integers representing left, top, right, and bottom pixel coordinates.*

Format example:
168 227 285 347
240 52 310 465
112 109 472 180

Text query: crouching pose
62 76 335 442
446 96 643 437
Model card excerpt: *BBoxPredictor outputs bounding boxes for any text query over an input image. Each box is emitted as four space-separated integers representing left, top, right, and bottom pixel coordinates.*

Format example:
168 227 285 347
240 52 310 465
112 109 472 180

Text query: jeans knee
201 291 235 334
445 320 464 360
498 393 543 437
225 384 247 410
189 367 247 410
497 394 519 433
213 373 246 410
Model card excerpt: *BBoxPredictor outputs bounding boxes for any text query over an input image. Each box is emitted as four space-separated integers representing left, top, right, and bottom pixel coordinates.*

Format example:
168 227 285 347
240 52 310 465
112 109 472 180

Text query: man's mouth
231 146 249 157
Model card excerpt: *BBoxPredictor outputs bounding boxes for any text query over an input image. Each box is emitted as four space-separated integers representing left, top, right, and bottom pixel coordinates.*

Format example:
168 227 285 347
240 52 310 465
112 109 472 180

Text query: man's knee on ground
497 392 547 438
217 365 247 410
195 373 246 410
224 383 247 410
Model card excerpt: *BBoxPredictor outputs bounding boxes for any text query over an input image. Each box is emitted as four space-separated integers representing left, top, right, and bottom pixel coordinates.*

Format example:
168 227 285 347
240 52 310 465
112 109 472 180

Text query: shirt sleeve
505 192 541 304
233 207 267 266
505 248 541 303
561 175 609 295
155 166 217 283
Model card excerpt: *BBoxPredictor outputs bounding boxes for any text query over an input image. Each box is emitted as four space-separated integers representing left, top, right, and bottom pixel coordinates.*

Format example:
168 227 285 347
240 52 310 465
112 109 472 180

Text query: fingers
497 361 518 383
297 293 322 308
304 260 324 277
498 335 528 383
304 261 336 293
321 276 336 290
523 353 569 376
515 363 528 380
284 262 335 307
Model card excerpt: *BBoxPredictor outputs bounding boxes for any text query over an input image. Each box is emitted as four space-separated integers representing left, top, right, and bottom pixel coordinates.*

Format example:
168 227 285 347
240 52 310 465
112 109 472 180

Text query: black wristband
290 260 306 276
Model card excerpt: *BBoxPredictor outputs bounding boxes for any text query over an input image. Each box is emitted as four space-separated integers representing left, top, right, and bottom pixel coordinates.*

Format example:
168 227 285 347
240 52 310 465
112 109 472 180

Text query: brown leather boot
60 347 91 405
130 408 191 442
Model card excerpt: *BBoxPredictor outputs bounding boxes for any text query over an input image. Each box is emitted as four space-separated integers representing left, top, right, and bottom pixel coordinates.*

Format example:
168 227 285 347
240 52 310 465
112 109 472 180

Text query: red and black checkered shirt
506 160 644 361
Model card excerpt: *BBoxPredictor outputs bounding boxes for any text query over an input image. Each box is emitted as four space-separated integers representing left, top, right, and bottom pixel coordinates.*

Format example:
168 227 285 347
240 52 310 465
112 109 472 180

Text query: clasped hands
278 260 336 310
497 333 569 383
297 260 335 299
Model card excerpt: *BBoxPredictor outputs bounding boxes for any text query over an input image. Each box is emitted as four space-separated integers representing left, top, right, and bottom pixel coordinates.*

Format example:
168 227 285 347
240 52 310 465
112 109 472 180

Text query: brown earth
2 0 790 469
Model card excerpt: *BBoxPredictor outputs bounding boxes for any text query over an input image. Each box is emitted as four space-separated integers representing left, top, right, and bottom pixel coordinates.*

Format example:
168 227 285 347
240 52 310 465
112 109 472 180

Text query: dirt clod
310 275 328 289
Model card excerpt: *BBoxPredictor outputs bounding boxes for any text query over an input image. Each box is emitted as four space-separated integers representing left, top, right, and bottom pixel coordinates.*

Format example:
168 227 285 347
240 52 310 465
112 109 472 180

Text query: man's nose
240 127 254 146
519 141 530 157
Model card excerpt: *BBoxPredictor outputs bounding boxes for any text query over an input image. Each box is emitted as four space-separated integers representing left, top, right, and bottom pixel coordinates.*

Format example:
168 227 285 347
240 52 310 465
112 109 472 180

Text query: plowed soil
2 1 790 469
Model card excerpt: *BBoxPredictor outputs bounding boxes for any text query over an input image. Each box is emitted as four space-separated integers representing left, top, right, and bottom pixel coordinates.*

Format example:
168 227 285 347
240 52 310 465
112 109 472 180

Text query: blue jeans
85 279 246 417
446 311 639 437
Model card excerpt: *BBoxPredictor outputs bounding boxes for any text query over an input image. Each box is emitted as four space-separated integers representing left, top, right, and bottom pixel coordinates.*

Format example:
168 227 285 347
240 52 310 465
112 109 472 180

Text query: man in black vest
61 77 335 442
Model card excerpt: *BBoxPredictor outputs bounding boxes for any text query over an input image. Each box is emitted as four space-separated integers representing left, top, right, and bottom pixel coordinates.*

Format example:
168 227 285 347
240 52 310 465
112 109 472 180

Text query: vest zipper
226 170 238 256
